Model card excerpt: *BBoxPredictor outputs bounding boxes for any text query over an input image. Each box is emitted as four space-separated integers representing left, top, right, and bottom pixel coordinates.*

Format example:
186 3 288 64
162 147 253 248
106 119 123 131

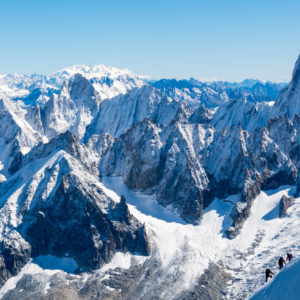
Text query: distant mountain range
150 78 286 107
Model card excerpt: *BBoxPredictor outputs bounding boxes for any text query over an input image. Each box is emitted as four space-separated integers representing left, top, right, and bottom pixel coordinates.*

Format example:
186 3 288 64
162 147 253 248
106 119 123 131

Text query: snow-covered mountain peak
55 64 142 80
9 130 99 176
67 73 98 103
53 64 147 100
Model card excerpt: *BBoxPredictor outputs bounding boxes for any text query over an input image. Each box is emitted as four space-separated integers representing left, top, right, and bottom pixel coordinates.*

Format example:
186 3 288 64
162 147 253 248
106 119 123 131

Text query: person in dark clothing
286 253 293 262
266 268 274 282
278 256 286 270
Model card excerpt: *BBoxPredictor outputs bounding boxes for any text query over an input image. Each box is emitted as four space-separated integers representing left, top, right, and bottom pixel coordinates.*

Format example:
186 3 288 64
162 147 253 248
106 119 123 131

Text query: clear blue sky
0 0 299 82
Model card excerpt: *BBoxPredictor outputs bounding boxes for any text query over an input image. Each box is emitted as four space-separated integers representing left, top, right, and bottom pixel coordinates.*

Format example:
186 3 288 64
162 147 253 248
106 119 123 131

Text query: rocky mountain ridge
0 130 150 287
0 56 299 298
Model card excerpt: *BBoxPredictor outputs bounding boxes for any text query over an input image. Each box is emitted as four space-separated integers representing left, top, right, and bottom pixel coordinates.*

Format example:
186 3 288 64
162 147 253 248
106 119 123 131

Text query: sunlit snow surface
251 258 300 300
1 176 300 299
102 176 185 224
101 177 300 299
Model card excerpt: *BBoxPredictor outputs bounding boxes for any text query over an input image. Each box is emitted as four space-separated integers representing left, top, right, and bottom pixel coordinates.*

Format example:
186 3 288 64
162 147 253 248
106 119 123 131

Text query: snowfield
0 177 299 299
100 177 300 299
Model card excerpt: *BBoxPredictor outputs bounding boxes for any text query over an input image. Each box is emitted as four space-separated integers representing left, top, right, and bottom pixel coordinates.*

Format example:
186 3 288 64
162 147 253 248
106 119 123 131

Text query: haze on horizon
0 0 299 82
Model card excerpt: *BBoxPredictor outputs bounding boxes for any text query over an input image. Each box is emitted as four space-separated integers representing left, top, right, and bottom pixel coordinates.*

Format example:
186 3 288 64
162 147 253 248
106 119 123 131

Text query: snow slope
250 258 300 300
0 175 300 299
100 177 300 299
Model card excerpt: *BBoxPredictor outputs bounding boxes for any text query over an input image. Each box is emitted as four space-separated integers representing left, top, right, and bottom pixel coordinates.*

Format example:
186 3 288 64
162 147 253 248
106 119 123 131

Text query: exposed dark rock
8 151 23 175
226 179 261 239
261 168 297 190
0 231 31 287
279 195 295 218
25 104 44 133
20 175 150 272
295 175 300 197
69 74 97 104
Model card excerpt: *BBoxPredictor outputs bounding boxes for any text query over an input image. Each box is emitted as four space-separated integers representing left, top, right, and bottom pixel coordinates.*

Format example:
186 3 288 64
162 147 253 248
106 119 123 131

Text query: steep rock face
0 135 150 284
98 110 300 228
208 121 297 236
98 118 164 189
0 231 31 287
189 105 214 124
0 97 44 179
41 74 100 139
279 195 295 218
206 127 253 195
209 97 272 132
21 173 149 271
85 85 179 139
8 130 99 176
25 104 44 133
1 59 300 298
156 122 213 221
99 118 214 223
275 55 300 118
0 97 43 154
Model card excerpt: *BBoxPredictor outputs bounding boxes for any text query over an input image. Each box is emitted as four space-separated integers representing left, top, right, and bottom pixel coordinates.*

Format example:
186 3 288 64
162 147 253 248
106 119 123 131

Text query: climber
278 256 286 270
265 268 274 282
286 252 293 262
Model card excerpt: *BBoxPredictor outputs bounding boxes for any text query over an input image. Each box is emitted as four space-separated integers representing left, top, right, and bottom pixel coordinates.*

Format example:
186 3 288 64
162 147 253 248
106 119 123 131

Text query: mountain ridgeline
0 57 298 298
